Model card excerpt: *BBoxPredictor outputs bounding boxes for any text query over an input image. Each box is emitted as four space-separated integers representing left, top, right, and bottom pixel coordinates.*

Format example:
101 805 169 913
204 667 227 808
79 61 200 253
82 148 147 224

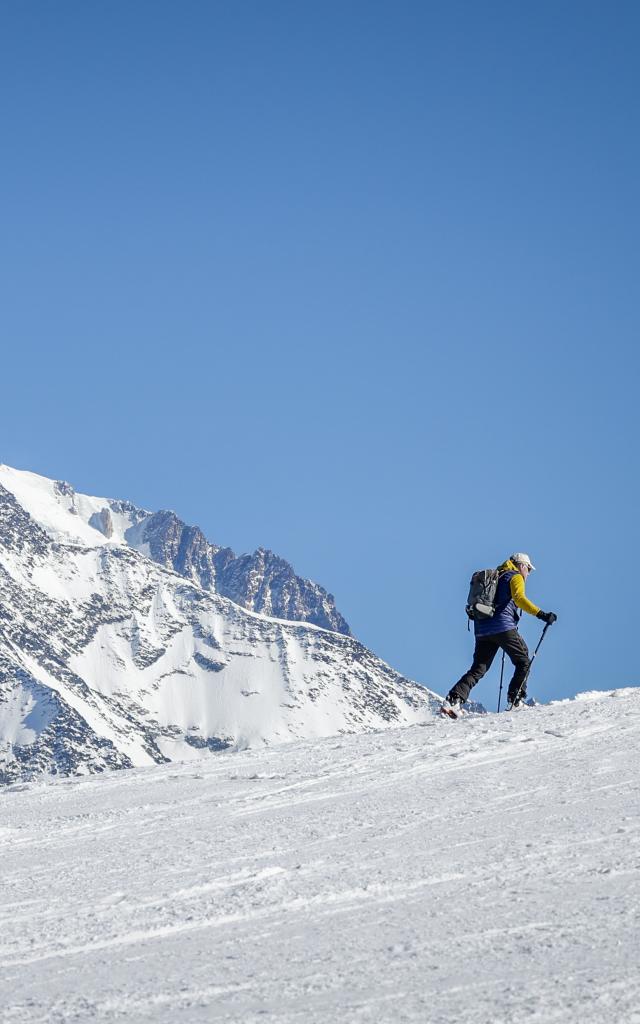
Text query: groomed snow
1 688 639 1023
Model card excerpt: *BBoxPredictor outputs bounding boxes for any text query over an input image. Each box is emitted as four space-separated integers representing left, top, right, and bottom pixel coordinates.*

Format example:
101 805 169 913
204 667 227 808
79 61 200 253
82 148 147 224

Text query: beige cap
511 552 536 571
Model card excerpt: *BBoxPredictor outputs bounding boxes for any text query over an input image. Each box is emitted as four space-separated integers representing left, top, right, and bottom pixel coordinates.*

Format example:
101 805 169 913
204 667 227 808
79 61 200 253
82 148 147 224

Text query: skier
442 553 557 716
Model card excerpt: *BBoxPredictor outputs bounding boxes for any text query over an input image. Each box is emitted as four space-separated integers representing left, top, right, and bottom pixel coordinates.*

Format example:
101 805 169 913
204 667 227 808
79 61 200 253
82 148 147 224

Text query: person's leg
498 630 531 703
447 636 499 704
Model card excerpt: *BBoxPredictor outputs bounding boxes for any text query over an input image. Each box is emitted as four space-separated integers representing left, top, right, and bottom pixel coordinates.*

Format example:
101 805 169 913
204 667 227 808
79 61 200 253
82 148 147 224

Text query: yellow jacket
497 559 540 617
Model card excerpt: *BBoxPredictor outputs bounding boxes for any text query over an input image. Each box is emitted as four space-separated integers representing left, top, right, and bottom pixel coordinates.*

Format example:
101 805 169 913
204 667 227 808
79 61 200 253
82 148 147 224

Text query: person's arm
510 573 540 616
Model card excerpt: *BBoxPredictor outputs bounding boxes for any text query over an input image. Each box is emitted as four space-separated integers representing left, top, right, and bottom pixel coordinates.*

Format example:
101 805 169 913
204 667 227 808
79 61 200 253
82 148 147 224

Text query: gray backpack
466 568 501 620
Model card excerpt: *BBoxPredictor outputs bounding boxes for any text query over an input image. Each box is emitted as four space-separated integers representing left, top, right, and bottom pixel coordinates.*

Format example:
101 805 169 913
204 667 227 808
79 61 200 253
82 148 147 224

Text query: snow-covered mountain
2 689 638 1023
0 465 440 782
0 465 350 634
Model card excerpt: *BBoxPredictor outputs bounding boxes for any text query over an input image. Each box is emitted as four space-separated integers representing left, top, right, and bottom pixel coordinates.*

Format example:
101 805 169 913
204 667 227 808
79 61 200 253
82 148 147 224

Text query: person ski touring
441 553 557 717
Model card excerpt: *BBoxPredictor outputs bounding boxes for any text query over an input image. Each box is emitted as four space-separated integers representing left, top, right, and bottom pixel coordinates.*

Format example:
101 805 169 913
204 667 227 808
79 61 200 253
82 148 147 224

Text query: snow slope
0 464 131 546
1 688 639 1023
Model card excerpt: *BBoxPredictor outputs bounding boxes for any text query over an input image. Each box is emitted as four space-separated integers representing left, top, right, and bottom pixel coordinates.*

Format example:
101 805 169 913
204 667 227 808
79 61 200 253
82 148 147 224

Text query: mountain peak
0 465 350 635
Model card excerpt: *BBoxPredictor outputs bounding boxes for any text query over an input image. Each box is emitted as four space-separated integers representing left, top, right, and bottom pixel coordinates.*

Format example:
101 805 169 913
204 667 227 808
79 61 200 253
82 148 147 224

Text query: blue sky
1 1 638 707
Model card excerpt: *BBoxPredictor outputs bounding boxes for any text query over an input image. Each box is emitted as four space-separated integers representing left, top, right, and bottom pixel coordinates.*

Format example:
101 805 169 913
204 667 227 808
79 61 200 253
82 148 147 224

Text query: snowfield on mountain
0 465 440 781
1 688 639 1023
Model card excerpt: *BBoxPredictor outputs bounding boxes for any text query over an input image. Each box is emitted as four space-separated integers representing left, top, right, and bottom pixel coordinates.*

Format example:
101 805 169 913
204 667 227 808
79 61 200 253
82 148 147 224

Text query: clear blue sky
1 1 638 707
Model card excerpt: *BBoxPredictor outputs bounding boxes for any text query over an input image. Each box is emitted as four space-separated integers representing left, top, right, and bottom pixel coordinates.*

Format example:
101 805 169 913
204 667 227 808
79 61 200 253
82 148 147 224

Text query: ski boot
440 696 465 720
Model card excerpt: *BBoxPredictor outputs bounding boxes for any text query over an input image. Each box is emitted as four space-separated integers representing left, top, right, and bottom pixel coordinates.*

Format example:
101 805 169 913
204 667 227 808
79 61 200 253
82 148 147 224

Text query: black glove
537 610 557 624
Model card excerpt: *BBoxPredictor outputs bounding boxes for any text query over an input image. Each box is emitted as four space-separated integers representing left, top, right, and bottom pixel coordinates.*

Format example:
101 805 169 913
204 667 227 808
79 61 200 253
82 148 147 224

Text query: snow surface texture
0 470 440 781
0 465 351 634
1 689 638 1023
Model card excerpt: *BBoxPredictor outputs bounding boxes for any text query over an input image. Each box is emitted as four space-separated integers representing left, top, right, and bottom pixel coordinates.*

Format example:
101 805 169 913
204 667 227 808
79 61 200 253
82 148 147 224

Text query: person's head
511 552 535 577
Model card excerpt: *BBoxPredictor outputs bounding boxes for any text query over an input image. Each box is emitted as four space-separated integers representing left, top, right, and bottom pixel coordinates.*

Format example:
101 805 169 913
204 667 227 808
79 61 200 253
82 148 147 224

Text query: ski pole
497 650 506 712
513 621 552 705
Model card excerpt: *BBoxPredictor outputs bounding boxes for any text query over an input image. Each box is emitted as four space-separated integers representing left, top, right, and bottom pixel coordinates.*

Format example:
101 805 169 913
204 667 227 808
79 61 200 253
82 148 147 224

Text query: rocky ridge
134 509 351 635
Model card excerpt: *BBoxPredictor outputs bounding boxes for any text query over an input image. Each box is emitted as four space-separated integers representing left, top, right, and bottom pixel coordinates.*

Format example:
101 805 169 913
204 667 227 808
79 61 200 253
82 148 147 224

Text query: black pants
448 629 530 705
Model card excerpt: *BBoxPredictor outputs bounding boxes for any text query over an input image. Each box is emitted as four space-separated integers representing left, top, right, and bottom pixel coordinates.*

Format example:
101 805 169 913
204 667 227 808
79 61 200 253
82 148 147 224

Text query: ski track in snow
1 690 639 1024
